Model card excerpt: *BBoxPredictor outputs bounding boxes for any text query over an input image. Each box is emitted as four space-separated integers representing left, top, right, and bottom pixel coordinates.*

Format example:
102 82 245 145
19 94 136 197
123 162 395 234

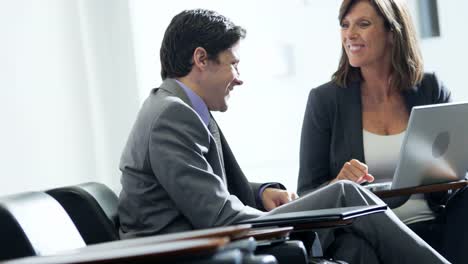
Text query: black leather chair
46 182 304 264
0 190 273 264
0 191 86 261
46 182 119 244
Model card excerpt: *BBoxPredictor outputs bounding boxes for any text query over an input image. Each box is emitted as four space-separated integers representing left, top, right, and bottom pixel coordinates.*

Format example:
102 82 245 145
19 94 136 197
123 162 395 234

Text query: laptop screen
392 102 468 189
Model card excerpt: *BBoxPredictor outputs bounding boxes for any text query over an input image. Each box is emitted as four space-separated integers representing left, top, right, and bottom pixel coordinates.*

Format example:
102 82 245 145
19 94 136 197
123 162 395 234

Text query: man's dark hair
160 9 246 80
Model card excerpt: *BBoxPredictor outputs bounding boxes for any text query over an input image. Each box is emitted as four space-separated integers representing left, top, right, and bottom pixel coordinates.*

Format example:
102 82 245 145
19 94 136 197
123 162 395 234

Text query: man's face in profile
202 42 243 112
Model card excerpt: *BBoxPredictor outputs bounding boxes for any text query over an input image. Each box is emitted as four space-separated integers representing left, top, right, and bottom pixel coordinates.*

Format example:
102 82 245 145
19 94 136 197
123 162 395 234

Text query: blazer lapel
403 84 421 111
208 116 227 183
338 82 365 162
157 78 254 206
158 79 229 183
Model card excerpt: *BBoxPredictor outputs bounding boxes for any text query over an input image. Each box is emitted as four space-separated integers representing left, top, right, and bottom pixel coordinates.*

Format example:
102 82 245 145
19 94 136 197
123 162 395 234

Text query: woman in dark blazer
298 0 468 263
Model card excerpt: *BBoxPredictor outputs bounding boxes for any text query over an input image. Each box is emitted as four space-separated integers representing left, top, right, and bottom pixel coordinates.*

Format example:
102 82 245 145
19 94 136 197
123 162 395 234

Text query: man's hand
261 188 298 211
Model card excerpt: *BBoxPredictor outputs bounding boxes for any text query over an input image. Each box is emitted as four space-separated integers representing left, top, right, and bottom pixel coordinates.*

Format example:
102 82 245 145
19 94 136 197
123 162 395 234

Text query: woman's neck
361 65 396 102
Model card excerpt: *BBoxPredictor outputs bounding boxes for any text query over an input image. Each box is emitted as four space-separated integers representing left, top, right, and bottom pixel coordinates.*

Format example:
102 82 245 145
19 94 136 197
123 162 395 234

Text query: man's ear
193 47 208 70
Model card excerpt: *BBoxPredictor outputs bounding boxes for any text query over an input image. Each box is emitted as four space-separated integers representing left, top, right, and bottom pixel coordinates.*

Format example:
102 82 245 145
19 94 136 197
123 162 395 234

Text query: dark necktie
208 116 226 182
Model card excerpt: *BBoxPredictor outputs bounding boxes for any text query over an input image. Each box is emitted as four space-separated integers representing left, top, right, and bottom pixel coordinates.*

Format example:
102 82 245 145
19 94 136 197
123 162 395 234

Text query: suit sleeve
297 88 333 196
251 182 286 211
149 102 263 229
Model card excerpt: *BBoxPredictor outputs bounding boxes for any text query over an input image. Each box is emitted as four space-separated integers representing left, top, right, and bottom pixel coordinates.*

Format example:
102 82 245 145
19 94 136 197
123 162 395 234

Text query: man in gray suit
118 9 449 263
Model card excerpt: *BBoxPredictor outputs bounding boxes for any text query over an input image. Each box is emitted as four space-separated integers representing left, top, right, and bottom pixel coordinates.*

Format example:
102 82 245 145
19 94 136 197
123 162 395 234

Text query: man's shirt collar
175 79 210 126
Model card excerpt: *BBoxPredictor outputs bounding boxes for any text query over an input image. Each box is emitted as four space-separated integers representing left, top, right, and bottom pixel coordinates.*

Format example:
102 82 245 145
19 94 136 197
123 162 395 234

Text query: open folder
237 205 387 227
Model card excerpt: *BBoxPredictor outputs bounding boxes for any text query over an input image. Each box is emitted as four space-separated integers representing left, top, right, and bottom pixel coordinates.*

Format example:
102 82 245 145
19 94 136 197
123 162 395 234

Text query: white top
363 130 436 225
363 130 405 181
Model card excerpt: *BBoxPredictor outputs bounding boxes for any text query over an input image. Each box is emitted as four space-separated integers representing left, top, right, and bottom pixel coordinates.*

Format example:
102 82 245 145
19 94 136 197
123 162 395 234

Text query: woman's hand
331 159 375 184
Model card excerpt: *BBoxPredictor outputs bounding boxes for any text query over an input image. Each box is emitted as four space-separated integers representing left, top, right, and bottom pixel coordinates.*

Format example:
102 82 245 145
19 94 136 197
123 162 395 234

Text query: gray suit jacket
298 72 452 196
118 79 264 238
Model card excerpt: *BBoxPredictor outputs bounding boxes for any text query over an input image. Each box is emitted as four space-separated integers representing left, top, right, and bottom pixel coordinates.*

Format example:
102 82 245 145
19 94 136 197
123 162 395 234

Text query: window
418 0 440 38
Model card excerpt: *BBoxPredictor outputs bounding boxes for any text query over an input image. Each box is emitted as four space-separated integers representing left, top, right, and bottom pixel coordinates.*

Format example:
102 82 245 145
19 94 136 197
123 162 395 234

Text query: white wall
215 0 343 191
1 0 94 195
1 0 466 196
415 1 468 100
0 0 139 195
77 0 140 192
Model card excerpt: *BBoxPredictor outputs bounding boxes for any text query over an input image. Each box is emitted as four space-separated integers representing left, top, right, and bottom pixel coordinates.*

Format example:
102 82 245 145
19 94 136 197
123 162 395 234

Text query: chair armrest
234 226 293 241
73 224 252 253
2 238 230 264
374 180 468 199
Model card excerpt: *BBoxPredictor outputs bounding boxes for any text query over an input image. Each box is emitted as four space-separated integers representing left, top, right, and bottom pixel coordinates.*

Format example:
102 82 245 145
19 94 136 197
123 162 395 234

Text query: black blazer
298 72 452 196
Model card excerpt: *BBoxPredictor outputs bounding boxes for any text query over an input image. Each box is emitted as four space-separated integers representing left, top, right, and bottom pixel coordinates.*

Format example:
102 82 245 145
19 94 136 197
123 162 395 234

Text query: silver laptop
366 101 468 192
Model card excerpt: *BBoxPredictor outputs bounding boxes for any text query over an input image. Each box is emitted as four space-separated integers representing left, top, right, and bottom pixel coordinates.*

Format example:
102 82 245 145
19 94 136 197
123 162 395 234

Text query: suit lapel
403 84 421 111
158 79 228 182
208 116 227 183
337 81 423 164
338 82 365 162
157 78 255 206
